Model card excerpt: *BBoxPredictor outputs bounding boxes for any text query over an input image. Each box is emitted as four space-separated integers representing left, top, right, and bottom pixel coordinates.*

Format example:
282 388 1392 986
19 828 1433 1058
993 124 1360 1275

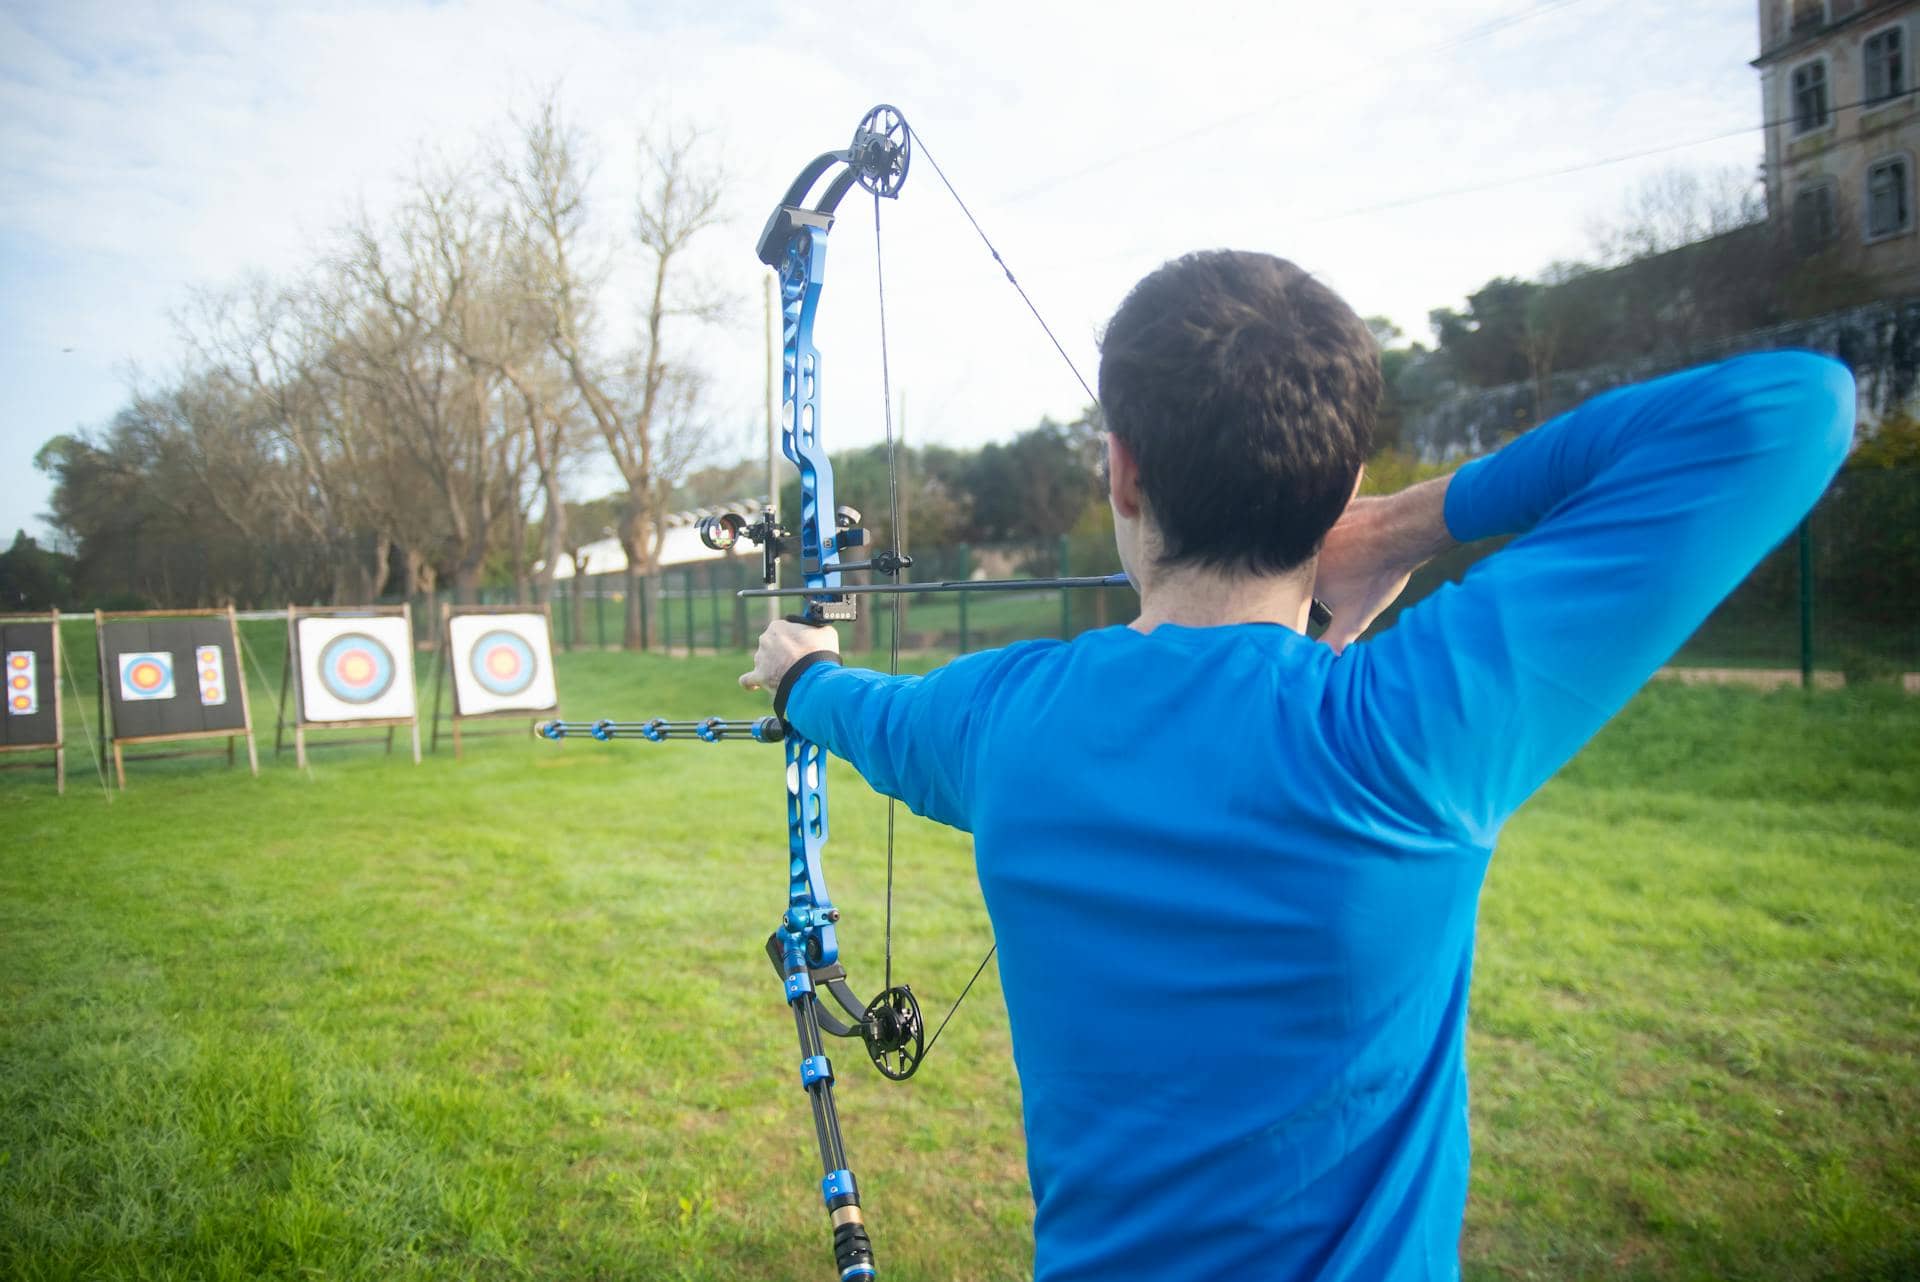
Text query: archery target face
6 650 37 716
447 612 557 715
195 645 227 706
119 652 176 701
296 615 417 723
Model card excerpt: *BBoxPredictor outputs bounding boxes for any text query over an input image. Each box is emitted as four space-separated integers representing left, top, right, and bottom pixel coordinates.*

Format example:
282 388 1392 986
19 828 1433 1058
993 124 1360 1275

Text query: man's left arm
743 622 1032 833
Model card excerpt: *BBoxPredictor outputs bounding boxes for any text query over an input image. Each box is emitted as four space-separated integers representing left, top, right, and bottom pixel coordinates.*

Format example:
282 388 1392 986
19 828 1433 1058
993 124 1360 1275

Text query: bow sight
697 505 912 623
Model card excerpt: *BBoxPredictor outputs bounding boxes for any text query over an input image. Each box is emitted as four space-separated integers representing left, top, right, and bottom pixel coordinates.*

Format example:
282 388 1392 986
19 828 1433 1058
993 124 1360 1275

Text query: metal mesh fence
390 468 1919 690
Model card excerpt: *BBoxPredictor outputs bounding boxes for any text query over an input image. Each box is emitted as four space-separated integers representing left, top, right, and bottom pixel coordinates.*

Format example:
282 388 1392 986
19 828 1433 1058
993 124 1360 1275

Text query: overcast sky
1 0 1764 544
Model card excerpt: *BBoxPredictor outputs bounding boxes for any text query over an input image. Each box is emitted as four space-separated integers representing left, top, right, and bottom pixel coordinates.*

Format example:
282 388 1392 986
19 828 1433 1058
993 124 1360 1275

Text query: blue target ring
318 632 396 703
469 629 537 696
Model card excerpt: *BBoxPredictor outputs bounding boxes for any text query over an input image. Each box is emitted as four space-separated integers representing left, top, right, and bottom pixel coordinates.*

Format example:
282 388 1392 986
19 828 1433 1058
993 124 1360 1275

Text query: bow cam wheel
851 105 911 198
862 985 925 1080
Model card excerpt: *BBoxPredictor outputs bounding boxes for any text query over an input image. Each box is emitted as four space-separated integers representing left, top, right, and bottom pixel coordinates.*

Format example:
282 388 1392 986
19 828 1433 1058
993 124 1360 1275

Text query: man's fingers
740 670 762 691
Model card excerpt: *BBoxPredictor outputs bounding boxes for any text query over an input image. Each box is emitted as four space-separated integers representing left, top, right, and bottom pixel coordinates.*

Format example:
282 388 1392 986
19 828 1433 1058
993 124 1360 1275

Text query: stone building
1758 0 1920 294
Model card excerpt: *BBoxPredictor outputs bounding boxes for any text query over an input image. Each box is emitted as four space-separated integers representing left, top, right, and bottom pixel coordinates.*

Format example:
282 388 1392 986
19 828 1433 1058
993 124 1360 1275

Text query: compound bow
537 104 1113 1282
537 104 1320 1280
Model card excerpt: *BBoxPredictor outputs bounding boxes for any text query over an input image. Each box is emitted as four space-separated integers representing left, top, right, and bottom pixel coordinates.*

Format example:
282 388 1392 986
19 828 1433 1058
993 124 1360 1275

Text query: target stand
427 603 561 759
96 607 258 790
277 605 422 768
2 610 66 794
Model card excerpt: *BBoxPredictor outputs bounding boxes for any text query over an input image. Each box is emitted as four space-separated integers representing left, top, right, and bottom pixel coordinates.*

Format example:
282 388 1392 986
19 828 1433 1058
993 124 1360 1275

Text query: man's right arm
1332 350 1854 845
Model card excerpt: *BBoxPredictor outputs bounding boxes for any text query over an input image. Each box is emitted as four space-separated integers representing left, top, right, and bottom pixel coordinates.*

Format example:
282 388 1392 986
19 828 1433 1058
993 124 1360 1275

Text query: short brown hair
1098 251 1378 575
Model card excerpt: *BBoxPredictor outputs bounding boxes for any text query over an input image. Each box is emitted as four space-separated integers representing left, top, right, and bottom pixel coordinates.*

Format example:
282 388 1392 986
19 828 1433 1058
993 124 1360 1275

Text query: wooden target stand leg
428 603 449 756
232 604 260 779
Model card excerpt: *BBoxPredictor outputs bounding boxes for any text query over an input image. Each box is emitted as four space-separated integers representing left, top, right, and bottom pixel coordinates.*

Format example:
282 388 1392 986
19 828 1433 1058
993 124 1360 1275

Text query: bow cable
908 127 1099 408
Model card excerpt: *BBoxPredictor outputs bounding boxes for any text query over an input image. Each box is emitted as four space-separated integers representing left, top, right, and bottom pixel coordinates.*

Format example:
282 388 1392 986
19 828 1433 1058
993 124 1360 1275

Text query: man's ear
1108 433 1144 519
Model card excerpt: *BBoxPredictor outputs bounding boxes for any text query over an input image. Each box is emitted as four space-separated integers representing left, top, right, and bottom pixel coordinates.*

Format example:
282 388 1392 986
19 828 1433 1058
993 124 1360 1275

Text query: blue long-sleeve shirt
785 351 1854 1280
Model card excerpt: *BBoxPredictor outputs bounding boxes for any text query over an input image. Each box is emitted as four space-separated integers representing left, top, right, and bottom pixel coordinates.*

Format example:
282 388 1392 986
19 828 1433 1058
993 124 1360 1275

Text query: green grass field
2 630 1917 1280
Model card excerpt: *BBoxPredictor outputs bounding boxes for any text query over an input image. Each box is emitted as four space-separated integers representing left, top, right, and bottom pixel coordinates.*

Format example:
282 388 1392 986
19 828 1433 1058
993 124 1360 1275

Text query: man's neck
1129 563 1316 634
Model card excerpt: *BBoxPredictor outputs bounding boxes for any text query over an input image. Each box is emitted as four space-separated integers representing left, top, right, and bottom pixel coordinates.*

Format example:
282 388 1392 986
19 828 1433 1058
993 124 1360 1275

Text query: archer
741 249 1852 1280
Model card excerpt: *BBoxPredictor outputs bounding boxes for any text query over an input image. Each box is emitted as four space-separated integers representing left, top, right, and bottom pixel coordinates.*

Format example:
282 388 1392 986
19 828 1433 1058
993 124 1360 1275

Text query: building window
1866 156 1912 239
1865 27 1907 103
1792 59 1830 133
1792 1 1827 34
1794 183 1839 253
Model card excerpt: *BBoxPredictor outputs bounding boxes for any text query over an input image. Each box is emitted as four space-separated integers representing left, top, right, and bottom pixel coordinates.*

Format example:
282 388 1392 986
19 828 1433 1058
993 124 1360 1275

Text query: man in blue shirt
741 251 1854 1279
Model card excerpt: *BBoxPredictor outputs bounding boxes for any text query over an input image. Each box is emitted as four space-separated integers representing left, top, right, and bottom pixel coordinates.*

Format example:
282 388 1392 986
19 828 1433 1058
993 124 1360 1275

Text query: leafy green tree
1429 278 1540 388
0 531 75 610
960 416 1105 547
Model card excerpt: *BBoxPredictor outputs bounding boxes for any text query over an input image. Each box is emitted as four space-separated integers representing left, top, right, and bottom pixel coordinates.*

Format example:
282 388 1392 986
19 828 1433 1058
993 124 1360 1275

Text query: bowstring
872 130 1067 1062
873 190 901 1001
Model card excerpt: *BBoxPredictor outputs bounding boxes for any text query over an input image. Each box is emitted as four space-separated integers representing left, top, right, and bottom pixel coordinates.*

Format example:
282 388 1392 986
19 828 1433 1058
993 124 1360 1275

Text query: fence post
684 568 697 656
733 559 750 650
709 563 723 655
1798 517 1814 691
660 574 671 652
1059 534 1072 640
957 544 971 654
595 581 607 650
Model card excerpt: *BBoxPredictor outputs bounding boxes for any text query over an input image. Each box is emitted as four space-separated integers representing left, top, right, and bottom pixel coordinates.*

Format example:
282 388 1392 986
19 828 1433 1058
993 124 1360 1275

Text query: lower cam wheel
861 985 925 1080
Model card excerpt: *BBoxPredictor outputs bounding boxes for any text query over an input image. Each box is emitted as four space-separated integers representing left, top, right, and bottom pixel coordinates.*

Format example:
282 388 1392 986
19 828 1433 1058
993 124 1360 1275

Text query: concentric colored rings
317 632 397 704
468 629 537 696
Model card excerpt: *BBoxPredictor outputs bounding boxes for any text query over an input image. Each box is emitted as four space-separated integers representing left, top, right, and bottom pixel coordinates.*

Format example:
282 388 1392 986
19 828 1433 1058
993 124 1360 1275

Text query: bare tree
1587 165 1767 267
327 162 529 602
176 278 405 603
505 95 726 647
37 93 732 616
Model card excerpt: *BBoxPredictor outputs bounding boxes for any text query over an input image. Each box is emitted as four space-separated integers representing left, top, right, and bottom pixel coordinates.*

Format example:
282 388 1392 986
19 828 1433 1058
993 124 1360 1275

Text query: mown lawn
1 634 1916 1281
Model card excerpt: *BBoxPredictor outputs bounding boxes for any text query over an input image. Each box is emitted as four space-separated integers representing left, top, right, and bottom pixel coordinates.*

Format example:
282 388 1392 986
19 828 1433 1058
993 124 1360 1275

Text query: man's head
1098 251 1378 582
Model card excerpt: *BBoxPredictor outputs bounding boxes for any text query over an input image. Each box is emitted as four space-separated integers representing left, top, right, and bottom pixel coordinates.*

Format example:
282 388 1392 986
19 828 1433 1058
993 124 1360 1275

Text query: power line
1312 86 1908 225
997 0 1601 206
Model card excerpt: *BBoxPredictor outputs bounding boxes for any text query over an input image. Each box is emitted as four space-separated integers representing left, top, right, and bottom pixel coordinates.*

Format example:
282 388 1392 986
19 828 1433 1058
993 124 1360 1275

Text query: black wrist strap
775 651 841 718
